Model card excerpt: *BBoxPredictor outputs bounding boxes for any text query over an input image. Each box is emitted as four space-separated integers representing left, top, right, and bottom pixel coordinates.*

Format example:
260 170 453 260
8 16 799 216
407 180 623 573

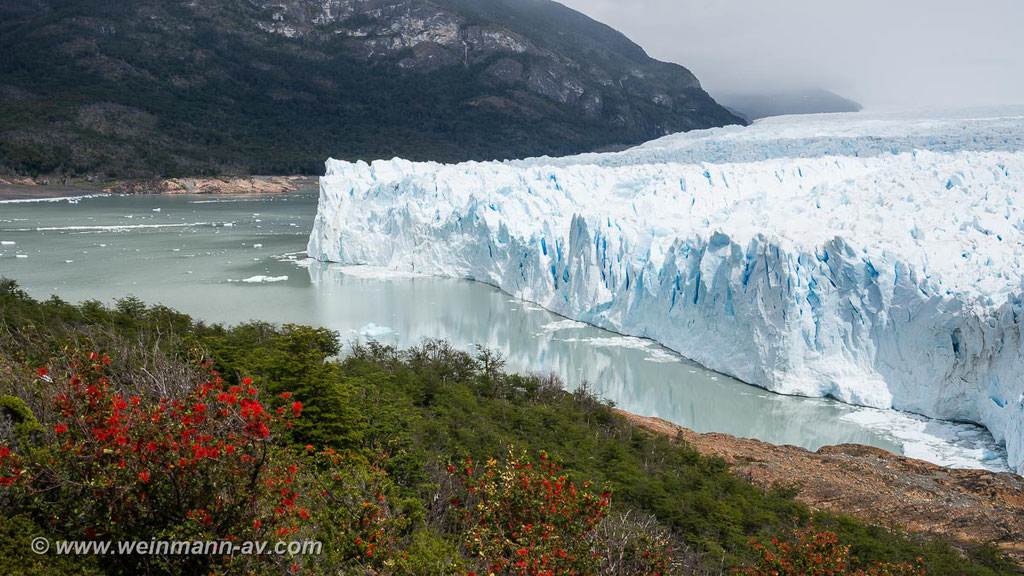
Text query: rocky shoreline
0 176 317 201
105 175 317 195
616 409 1024 567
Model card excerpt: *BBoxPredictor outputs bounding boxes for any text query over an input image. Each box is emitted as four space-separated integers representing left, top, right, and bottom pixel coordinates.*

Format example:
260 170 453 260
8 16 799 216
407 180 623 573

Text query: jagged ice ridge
308 108 1024 474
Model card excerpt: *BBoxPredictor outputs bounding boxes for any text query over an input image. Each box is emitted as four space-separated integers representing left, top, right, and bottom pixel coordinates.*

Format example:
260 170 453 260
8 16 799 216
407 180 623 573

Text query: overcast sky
557 0 1024 110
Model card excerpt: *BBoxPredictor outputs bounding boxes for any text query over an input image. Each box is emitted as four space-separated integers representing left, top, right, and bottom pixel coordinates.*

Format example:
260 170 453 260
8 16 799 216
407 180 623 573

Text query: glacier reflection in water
308 262 853 442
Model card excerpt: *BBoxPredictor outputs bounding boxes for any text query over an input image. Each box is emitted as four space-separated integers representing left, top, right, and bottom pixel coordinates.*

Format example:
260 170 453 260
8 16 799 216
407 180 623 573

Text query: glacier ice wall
308 109 1024 474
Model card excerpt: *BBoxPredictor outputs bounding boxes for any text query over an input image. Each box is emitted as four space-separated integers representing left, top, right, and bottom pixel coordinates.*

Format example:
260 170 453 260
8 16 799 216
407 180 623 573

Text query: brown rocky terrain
105 176 317 196
616 409 1024 567
1 176 317 201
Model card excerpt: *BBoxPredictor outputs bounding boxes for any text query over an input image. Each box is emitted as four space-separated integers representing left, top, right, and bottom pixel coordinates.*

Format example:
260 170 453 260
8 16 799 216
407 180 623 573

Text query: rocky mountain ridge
0 0 741 178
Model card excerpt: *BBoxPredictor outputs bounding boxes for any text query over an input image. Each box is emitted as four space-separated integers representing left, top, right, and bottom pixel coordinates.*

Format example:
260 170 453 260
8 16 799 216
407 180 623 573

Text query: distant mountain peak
714 88 863 122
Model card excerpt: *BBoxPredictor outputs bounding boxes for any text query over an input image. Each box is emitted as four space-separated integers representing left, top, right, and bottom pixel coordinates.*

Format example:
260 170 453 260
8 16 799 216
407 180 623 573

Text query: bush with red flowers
736 524 928 576
0 351 309 574
449 450 609 576
303 449 409 572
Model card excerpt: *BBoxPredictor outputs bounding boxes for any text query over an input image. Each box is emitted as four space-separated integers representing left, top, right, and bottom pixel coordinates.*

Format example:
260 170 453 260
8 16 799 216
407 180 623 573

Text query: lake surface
0 191 1009 471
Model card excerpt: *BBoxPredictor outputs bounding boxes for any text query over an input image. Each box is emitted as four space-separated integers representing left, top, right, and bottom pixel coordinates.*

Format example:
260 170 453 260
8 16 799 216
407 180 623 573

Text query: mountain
714 89 863 122
0 0 743 178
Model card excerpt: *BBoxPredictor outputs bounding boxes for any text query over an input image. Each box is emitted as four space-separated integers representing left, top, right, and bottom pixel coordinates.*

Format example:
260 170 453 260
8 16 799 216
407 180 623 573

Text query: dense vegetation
0 0 740 179
0 278 1015 575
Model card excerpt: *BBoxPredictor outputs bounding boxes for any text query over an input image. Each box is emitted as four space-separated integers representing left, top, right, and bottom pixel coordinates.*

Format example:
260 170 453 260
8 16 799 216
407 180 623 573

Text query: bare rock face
616 410 1024 567
233 0 725 125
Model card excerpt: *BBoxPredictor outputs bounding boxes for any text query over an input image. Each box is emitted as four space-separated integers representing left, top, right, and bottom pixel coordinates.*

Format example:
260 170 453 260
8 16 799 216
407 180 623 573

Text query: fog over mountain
559 0 1024 110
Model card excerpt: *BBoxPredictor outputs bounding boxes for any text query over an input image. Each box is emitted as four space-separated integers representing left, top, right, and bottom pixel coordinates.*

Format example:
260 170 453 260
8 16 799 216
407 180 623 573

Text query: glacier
308 108 1024 474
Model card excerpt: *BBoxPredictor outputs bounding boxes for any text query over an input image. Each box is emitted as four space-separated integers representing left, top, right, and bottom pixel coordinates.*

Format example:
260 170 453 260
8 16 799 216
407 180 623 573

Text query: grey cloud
556 0 1024 109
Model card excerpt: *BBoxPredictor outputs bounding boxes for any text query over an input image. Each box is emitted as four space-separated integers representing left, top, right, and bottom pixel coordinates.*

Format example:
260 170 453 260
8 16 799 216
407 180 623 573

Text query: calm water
0 192 1009 470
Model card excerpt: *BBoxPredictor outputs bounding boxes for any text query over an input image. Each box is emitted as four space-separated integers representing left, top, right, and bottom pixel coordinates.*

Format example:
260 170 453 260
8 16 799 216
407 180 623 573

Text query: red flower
241 377 253 385
291 401 303 417
36 367 48 377
138 471 150 483
55 423 68 434
279 392 291 399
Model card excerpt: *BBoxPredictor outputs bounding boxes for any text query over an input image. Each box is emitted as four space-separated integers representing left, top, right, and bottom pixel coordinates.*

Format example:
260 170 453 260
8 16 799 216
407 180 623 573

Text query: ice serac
308 108 1024 474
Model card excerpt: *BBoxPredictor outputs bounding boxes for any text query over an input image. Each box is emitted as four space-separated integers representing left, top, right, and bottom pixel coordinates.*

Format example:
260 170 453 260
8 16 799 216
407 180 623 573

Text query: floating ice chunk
539 319 587 333
645 348 679 363
842 408 1010 472
358 323 394 338
0 194 109 204
28 223 213 232
562 336 654 351
240 275 288 283
336 265 426 279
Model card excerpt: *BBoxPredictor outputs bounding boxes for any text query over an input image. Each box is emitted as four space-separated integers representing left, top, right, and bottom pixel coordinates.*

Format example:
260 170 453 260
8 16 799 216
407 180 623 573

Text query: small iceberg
240 275 288 283
358 323 394 338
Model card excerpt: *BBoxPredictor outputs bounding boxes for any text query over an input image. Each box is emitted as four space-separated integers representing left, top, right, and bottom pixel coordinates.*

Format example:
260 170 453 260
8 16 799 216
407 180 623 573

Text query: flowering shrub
0 351 309 573
0 444 19 486
450 451 611 576
736 524 927 576
303 449 408 573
